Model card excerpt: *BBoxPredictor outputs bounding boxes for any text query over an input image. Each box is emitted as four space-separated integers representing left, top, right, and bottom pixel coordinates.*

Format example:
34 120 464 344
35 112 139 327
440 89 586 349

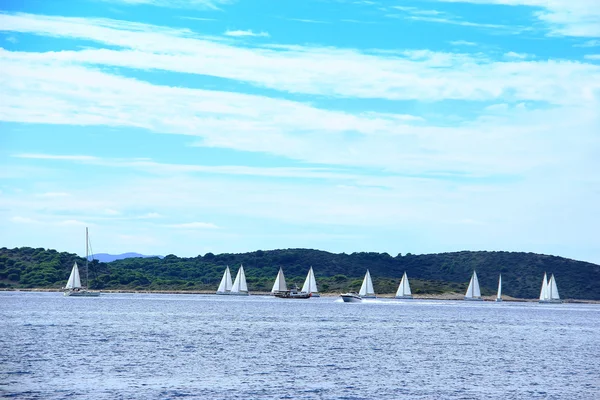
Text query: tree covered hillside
1 247 598 300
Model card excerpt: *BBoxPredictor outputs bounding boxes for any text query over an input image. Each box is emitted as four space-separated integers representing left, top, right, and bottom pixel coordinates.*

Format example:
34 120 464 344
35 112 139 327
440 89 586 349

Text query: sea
1 291 599 400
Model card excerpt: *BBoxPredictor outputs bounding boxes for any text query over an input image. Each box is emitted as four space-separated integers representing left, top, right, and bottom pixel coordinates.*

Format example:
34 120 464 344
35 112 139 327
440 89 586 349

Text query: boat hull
464 297 483 301
274 292 311 299
215 291 231 295
309 293 320 298
496 298 503 302
341 293 362 303
395 295 413 299
64 290 100 297
229 292 249 296
539 299 562 304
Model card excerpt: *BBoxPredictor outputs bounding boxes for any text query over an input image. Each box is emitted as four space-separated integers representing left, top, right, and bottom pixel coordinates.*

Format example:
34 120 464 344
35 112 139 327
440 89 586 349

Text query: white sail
359 270 375 297
496 274 502 301
395 272 412 298
465 271 481 300
216 266 233 293
465 273 474 297
539 272 549 301
548 274 560 300
231 265 248 295
271 267 288 293
301 267 319 295
65 262 82 289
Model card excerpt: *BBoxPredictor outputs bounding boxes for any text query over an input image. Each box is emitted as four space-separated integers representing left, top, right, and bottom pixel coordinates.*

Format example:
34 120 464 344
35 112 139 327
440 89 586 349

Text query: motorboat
340 292 362 303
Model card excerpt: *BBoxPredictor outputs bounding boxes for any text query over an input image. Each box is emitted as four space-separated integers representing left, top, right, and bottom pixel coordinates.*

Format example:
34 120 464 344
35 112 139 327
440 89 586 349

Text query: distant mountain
93 253 163 263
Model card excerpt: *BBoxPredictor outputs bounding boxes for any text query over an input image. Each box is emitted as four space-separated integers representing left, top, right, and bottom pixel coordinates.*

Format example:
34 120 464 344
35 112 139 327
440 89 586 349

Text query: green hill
1 247 599 300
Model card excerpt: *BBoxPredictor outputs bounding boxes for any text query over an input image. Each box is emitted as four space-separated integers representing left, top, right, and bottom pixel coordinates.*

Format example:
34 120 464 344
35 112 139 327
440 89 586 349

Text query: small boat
301 266 320 297
273 284 311 299
340 292 362 303
496 274 502 302
359 269 376 298
271 267 288 296
216 266 233 295
230 264 249 296
464 270 483 301
395 271 413 299
539 272 562 303
64 227 100 297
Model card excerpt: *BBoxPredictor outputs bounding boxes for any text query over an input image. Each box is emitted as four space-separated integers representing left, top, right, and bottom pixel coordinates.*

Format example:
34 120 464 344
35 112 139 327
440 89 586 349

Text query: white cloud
436 0 600 37
1 13 599 106
101 0 232 10
575 40 600 47
505 51 530 59
449 40 477 46
224 29 269 37
585 54 600 60
1 53 598 179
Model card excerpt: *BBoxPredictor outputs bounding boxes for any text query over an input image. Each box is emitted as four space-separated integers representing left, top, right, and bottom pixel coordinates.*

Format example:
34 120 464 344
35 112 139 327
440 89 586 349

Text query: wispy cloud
575 40 600 48
505 51 530 59
449 40 477 46
1 13 599 105
179 16 217 22
101 0 232 11
584 54 600 60
435 0 600 37
167 221 219 229
224 29 269 37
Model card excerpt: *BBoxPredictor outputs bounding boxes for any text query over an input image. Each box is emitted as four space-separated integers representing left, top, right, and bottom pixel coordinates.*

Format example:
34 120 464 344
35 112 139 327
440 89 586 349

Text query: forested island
1 247 599 300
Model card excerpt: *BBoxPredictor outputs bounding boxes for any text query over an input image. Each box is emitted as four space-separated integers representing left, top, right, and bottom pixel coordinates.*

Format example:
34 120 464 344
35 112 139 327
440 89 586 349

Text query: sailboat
216 266 233 295
539 272 562 303
359 269 376 298
395 271 413 299
230 264 249 296
496 274 502 302
464 271 482 301
64 227 100 297
271 267 288 295
301 266 320 297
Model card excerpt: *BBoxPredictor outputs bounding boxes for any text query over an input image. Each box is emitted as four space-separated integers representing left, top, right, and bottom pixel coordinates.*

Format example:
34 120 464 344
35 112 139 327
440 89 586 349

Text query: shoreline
1 288 598 303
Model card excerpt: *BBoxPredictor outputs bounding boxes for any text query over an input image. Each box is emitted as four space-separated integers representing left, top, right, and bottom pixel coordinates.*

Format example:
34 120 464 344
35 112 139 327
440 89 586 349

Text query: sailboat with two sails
301 266 319 297
64 227 100 297
464 271 483 301
229 265 249 296
216 266 233 295
395 271 413 299
539 272 562 303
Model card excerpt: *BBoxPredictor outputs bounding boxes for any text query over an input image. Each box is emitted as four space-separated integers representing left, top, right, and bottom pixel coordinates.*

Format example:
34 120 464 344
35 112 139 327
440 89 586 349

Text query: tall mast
85 227 89 288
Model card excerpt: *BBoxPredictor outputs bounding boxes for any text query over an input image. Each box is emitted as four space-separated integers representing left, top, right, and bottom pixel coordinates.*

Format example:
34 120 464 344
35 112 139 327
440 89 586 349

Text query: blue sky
1 0 599 263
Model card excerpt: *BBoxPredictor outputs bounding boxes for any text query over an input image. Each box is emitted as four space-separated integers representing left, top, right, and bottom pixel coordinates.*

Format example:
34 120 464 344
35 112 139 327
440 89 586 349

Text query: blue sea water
1 292 599 399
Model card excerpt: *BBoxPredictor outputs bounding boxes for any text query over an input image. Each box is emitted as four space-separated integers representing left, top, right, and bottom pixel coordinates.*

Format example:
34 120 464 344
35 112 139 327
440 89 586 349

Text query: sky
0 0 599 263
